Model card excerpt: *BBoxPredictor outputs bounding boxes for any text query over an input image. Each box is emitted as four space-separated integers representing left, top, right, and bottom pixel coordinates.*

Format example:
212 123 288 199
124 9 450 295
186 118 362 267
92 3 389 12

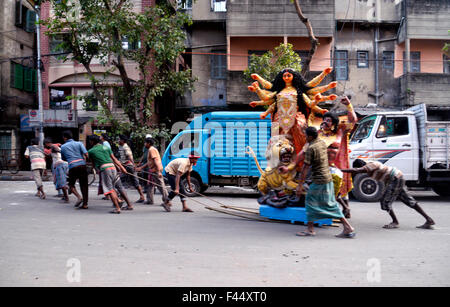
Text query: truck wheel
181 177 201 198
431 183 450 197
351 173 385 202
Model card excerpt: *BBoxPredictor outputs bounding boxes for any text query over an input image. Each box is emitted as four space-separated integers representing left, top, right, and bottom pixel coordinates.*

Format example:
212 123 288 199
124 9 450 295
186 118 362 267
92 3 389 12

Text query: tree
41 0 195 140
243 43 304 84
291 0 319 77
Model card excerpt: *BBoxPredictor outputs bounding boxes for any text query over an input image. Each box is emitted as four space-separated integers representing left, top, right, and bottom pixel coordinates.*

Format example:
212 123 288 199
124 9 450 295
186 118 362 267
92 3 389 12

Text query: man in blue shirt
61 130 89 209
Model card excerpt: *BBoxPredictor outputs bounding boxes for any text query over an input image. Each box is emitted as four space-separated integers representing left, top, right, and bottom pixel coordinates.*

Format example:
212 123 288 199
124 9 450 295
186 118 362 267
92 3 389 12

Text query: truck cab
349 104 450 201
349 111 420 201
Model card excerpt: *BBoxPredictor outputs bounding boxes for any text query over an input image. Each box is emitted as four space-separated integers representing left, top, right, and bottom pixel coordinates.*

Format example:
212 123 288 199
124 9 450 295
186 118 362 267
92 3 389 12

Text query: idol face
283 71 293 84
321 117 334 130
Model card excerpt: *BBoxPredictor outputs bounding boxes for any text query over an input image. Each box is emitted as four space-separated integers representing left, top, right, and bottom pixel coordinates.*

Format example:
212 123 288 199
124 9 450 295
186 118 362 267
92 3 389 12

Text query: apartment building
0 0 38 167
38 0 153 144
185 0 449 116
395 0 450 107
179 0 227 114
334 0 402 109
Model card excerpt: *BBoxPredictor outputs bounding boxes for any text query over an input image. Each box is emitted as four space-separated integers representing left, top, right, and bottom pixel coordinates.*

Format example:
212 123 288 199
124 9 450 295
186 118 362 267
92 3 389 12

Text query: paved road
0 181 449 287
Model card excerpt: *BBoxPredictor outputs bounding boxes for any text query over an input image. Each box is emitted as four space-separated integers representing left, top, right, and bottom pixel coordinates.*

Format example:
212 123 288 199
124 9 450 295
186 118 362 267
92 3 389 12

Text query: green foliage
443 30 449 57
243 43 304 84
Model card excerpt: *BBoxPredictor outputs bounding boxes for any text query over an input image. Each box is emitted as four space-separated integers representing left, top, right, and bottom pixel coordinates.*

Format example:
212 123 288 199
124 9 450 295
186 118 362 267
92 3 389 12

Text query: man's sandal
296 231 316 237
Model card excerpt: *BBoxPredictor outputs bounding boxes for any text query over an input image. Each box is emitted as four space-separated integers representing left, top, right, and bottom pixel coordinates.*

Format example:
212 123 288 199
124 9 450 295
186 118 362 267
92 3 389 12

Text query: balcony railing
49 101 72 110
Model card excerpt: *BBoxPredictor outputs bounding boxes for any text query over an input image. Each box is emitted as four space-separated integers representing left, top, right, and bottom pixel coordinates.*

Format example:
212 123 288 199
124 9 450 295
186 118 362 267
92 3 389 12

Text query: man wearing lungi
296 127 356 238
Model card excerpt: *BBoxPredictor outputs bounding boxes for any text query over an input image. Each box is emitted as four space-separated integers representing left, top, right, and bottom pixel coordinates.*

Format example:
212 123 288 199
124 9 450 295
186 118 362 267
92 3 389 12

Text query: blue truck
161 111 271 196
161 111 334 226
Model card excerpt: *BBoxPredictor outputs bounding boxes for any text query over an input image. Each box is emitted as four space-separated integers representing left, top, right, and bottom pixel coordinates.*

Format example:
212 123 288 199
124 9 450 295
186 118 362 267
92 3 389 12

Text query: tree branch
292 0 319 77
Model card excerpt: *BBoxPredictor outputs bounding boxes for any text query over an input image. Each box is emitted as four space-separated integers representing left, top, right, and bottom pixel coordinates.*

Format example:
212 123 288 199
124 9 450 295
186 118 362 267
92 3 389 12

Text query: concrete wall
190 22 227 108
227 0 334 37
398 73 450 107
335 0 401 22
192 0 227 21
405 0 450 40
335 23 399 108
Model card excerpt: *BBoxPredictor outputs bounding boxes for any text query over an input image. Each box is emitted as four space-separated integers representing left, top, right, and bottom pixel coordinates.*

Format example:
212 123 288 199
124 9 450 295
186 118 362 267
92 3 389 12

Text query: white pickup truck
349 104 450 202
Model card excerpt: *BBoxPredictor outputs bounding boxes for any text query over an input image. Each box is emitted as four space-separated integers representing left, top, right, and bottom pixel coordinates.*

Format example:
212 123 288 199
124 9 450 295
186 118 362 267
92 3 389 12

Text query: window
212 0 226 12
403 51 420 73
77 91 98 111
0 132 12 156
211 50 227 79
357 51 369 68
383 51 395 70
351 116 376 142
177 0 192 10
444 55 450 74
122 37 140 50
50 88 72 110
15 1 36 33
50 34 71 58
376 117 409 138
10 62 36 92
335 50 348 80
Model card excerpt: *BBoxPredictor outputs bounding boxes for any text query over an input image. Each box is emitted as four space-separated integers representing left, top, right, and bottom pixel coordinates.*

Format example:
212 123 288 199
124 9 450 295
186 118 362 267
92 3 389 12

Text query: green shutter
25 10 36 33
24 68 33 92
14 64 24 90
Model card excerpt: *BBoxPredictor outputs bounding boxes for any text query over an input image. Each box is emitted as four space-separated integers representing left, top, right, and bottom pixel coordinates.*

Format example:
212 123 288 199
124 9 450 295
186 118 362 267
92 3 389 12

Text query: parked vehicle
161 112 271 196
349 104 450 201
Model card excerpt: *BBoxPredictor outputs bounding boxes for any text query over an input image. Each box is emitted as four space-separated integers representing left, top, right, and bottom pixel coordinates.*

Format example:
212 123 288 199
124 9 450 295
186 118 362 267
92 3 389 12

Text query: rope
123 170 271 222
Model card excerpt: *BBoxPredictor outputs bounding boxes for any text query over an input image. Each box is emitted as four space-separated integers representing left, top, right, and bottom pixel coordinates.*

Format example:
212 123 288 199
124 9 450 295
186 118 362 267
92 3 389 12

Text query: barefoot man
296 127 356 238
342 159 435 230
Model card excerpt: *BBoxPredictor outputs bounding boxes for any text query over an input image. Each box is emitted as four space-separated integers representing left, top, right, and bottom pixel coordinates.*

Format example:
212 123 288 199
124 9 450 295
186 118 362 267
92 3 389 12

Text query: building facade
39 0 150 145
184 0 450 117
395 0 450 108
0 0 38 168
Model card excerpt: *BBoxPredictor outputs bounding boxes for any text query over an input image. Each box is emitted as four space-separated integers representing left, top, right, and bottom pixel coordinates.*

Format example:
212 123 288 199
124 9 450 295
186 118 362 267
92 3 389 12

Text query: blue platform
259 205 333 226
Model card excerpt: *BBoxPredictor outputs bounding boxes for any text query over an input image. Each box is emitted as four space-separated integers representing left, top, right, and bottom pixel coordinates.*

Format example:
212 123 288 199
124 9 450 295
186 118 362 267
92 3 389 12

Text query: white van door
371 115 417 180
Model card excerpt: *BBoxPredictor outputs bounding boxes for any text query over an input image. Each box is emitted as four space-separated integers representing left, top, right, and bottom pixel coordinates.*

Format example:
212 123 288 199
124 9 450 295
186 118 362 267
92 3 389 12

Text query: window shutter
24 68 33 92
335 51 348 80
15 1 23 27
25 9 36 33
14 64 24 90
411 52 420 72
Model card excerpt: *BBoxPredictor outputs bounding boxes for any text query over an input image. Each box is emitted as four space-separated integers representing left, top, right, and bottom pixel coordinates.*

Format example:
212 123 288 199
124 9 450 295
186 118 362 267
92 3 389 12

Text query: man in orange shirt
136 137 169 206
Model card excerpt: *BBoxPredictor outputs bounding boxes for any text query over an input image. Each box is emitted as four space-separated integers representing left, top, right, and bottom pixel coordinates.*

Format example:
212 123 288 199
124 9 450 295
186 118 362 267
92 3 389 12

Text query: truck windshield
351 116 376 142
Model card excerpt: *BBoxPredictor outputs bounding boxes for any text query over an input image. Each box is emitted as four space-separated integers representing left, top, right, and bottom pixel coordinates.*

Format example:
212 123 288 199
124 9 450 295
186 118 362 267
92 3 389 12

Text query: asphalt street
0 180 449 287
